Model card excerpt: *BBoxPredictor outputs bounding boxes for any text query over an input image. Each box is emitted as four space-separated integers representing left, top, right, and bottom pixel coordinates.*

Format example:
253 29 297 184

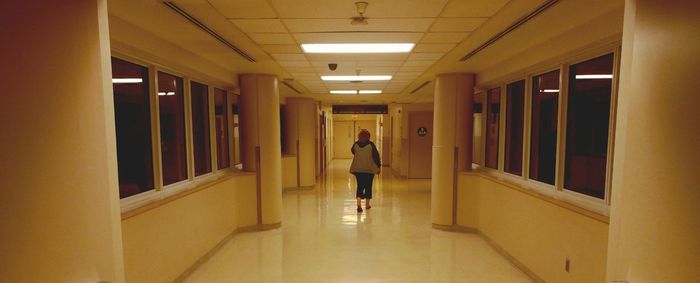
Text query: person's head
358 129 370 142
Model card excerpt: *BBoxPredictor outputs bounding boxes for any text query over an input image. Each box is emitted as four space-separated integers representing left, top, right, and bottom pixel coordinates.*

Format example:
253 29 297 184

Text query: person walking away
349 129 381 213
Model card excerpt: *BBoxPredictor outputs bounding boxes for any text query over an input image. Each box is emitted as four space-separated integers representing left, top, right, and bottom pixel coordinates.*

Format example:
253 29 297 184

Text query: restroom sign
417 127 428 137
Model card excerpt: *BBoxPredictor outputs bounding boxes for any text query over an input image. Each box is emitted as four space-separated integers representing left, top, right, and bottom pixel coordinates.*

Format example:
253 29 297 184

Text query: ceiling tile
309 61 357 67
284 19 433 33
403 60 437 67
440 0 510 17
408 53 444 60
399 65 429 72
230 19 287 33
260 45 302 53
269 0 450 18
430 18 488 32
357 61 405 67
208 0 277 18
420 32 469 43
271 53 308 61
284 66 316 73
278 60 311 67
289 73 319 80
294 32 423 44
393 72 422 79
413 43 457 53
248 33 296 45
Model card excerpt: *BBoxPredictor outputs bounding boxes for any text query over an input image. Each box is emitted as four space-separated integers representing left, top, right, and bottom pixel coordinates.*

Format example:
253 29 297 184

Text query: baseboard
432 224 545 283
173 223 281 282
283 185 315 192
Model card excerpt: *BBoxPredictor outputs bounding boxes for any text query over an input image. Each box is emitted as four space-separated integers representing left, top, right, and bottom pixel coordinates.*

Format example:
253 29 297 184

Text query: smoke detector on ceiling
350 2 369 25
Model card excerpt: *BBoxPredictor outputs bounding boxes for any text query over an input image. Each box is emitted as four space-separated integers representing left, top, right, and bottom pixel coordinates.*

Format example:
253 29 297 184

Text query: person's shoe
357 206 363 213
365 205 371 209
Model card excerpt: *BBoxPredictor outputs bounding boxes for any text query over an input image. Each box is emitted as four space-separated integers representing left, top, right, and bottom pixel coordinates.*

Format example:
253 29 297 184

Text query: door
333 121 355 159
408 111 433 178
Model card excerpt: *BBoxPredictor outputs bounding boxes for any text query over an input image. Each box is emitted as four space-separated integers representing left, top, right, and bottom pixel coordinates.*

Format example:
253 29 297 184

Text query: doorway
408 111 433 178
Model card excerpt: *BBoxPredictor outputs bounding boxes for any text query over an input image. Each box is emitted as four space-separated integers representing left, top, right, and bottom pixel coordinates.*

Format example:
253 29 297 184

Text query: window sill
458 170 610 224
120 169 256 220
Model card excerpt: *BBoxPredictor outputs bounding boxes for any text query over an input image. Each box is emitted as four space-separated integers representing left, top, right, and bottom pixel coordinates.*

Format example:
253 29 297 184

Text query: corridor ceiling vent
410 81 432 94
350 1 369 25
162 1 256 62
459 0 559 62
301 43 415 54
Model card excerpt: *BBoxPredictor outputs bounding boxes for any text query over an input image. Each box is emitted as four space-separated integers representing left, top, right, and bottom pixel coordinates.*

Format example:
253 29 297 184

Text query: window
230 95 241 167
473 92 484 165
214 88 230 170
112 58 154 199
158 71 188 185
485 87 501 169
564 53 614 199
504 80 525 175
530 70 560 185
190 81 211 177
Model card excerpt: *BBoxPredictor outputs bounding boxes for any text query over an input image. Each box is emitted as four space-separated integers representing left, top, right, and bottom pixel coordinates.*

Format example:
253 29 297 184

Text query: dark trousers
354 173 374 199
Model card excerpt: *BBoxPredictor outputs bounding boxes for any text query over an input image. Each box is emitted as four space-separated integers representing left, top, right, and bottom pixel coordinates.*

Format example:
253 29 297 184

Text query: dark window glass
215 88 230 169
485 87 501 169
158 72 188 185
530 70 560 185
191 81 211 176
112 58 154 199
564 53 614 199
504 80 525 175
473 92 484 165
231 95 241 167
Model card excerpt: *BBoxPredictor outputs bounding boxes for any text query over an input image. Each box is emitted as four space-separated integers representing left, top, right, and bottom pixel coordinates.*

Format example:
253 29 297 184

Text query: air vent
163 1 256 62
460 0 559 62
410 81 432 94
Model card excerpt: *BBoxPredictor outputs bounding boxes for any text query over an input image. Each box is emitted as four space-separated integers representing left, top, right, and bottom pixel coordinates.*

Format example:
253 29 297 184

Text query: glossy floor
184 160 533 283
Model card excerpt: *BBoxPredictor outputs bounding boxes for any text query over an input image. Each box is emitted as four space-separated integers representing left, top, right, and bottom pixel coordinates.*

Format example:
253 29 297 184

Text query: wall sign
417 127 428 137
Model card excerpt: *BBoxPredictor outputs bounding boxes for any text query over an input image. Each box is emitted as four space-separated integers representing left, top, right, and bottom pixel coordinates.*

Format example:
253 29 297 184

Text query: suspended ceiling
108 0 624 104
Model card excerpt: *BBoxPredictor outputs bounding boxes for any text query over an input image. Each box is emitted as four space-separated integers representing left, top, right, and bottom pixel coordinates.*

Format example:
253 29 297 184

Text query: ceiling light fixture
541 89 560 93
329 90 383 94
158 92 175 96
112 78 143 84
322 75 392 81
301 43 415 53
575 74 613 79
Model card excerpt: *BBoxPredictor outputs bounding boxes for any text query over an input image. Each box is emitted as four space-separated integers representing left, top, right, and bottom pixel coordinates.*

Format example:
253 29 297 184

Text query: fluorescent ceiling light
330 90 358 94
575 74 613 79
158 92 175 96
541 89 559 93
112 78 143 84
321 75 392 81
359 90 382 94
301 43 414 53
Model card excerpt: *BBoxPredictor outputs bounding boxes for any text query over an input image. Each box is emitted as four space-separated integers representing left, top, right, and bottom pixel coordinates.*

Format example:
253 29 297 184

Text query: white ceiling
108 0 624 105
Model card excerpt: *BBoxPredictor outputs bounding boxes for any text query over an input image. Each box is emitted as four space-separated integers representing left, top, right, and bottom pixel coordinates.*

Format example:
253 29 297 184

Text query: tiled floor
184 160 533 283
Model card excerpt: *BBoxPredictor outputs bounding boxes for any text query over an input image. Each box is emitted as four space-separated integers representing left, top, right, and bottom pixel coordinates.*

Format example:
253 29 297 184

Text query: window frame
474 45 620 216
111 53 240 213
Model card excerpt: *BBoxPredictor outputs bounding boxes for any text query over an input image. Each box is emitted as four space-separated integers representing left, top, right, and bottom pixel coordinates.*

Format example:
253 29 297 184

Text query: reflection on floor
184 159 532 282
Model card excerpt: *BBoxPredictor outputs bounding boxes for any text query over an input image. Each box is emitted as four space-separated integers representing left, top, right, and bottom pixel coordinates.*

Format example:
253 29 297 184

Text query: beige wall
606 1 700 282
122 174 257 283
282 155 298 189
457 174 609 283
0 1 125 282
333 121 355 159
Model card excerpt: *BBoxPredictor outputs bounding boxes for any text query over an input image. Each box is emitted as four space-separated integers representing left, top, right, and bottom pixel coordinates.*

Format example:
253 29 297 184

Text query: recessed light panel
112 78 143 84
330 90 358 94
575 74 613 79
359 90 382 94
321 75 392 81
302 43 414 53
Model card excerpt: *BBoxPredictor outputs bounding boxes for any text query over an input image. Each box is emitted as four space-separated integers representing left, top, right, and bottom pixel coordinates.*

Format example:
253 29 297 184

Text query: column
607 1 700 282
284 97 317 187
239 74 283 225
431 73 475 227
0 1 124 282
